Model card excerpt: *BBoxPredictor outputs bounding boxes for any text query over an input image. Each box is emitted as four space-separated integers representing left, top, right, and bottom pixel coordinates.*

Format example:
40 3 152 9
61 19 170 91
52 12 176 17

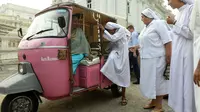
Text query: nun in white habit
99 22 131 106
139 8 172 112
167 0 196 112
190 0 200 111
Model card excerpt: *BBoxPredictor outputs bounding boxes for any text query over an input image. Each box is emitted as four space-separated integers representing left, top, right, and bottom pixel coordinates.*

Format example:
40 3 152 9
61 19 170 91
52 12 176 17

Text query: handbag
163 64 170 80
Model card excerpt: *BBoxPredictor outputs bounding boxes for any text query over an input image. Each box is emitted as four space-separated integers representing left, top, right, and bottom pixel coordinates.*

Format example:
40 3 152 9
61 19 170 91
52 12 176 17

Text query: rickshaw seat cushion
80 57 100 66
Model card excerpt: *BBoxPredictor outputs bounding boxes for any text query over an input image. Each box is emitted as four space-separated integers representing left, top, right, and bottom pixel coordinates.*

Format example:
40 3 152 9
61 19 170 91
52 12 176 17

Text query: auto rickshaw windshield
23 9 69 40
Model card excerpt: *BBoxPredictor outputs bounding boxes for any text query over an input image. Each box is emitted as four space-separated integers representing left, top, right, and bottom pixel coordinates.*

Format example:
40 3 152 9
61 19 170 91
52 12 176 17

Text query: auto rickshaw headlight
18 64 27 74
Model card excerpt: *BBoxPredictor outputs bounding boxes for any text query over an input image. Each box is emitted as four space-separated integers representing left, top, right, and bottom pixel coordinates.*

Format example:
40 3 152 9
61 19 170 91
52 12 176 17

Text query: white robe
190 0 200 111
168 4 196 112
100 27 131 87
139 20 171 99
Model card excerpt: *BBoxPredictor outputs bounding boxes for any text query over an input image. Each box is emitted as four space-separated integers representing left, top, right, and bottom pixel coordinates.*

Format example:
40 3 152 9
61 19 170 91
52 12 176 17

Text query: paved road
37 85 173 112
0 66 173 112
0 85 173 112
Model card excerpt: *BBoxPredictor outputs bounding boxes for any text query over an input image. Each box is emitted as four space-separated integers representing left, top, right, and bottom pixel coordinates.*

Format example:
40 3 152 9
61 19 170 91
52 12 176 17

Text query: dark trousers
129 51 140 82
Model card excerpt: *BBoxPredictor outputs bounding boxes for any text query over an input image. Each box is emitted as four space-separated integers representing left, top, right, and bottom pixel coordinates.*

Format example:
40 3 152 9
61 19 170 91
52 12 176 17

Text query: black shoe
133 81 139 84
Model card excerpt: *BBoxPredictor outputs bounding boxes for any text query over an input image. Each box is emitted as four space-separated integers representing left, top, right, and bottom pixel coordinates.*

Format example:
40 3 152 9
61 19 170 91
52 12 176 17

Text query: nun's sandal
151 108 164 112
143 104 155 109
120 98 127 106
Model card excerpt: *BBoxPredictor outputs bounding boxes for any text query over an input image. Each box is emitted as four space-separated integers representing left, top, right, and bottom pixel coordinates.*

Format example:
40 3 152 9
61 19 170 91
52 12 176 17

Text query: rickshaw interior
70 5 115 92
71 5 115 56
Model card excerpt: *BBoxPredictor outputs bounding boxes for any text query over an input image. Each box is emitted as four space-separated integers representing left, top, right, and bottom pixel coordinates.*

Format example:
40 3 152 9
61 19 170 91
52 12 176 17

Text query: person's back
71 27 90 55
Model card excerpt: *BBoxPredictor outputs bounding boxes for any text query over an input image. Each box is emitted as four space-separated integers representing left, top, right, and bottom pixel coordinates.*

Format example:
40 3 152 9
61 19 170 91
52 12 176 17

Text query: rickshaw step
73 87 86 93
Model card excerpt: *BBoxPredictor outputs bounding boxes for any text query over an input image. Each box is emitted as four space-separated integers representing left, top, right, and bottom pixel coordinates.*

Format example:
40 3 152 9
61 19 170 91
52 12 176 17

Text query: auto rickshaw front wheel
1 92 39 112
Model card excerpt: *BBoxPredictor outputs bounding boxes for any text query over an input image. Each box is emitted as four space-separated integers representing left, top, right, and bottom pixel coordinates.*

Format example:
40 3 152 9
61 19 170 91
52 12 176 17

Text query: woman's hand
135 45 140 49
166 16 176 25
133 52 137 57
129 45 140 51
129 47 137 57
98 24 105 31
129 47 135 52
85 55 93 61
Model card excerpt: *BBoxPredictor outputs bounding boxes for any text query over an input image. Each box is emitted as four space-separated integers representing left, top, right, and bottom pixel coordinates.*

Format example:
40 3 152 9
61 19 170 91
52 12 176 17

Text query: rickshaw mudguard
0 72 43 95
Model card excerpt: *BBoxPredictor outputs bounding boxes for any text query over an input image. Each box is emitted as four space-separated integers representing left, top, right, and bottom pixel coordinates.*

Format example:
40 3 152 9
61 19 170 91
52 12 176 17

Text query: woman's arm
164 42 172 64
194 59 200 87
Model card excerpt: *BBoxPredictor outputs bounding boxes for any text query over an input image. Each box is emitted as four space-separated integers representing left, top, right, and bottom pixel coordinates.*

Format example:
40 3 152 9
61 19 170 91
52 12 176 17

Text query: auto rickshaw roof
36 2 117 22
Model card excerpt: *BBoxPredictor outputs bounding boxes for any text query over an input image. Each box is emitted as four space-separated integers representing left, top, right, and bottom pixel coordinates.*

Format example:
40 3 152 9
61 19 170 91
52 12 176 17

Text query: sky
0 0 52 10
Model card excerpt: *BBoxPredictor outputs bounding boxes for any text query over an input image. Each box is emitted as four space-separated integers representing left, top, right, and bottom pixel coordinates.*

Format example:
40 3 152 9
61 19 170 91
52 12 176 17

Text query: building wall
0 52 18 60
73 0 127 26
0 3 39 20
0 3 39 60
52 0 171 32
0 37 20 49
127 0 172 32
0 37 20 60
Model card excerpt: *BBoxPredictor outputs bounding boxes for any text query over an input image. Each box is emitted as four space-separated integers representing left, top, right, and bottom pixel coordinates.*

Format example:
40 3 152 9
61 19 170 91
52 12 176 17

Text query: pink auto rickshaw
0 2 122 112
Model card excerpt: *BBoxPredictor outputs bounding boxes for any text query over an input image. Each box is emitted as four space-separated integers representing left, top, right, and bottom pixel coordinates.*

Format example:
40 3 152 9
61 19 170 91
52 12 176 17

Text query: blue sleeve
136 33 139 39
135 37 139 45
133 32 139 45
135 33 139 44
128 34 133 48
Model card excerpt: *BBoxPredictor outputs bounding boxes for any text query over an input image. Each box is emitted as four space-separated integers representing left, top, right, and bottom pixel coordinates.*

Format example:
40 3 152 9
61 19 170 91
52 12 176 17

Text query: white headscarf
105 22 121 30
104 22 131 38
181 0 194 4
142 8 160 20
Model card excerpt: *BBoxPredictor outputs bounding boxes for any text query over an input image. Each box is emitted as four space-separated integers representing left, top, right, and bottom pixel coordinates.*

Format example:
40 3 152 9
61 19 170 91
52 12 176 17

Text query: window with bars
0 38 1 47
8 41 12 47
127 2 130 14
87 0 92 8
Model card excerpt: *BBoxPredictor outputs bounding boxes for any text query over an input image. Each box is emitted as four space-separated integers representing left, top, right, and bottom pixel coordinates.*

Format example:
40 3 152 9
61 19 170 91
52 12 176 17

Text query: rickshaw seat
73 56 100 88
78 64 100 88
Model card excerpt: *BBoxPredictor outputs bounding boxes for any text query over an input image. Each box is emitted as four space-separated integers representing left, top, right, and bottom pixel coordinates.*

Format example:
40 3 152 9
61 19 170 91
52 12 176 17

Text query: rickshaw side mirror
18 28 23 38
58 16 66 28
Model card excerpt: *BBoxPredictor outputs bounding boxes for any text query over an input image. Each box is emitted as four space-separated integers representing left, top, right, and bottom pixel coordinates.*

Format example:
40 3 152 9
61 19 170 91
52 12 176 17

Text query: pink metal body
17 6 112 100
79 64 100 88
73 67 80 87
18 38 71 100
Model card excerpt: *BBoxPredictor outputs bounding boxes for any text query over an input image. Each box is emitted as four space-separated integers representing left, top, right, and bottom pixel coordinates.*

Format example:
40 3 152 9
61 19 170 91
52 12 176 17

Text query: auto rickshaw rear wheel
111 84 122 97
1 92 39 112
